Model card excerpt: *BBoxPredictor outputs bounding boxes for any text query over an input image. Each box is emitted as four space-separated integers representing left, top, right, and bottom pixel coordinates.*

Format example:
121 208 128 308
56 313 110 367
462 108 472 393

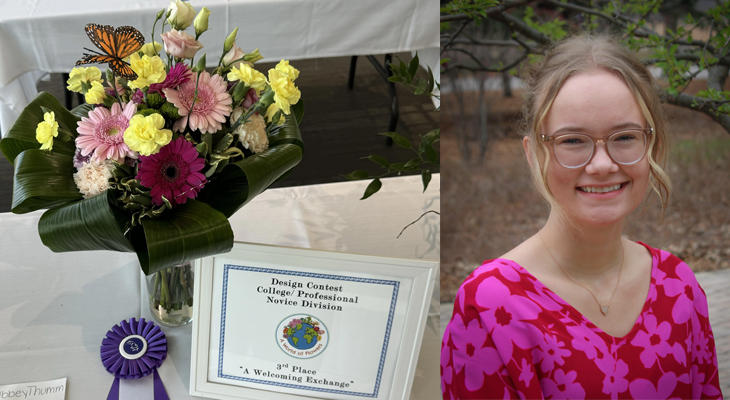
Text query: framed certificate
189 242 438 400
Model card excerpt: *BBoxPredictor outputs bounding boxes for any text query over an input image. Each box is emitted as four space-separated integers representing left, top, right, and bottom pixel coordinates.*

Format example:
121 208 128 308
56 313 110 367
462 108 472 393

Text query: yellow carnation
85 81 107 104
123 113 172 156
274 60 299 81
264 103 285 125
128 54 167 90
227 64 267 94
66 67 102 93
267 69 300 115
36 111 59 150
140 42 163 57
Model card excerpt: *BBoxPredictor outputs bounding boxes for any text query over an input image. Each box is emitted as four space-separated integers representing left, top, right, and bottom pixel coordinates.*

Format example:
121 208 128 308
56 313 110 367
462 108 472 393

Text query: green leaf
387 76 402 83
10 149 82 213
422 170 432 193
407 53 420 80
130 199 233 275
424 129 440 144
360 178 382 200
0 92 79 165
196 113 303 218
425 142 438 164
38 190 134 253
70 103 94 120
399 61 410 84
379 131 411 149
290 99 305 126
365 155 389 168
414 78 427 95
344 170 371 180
232 81 249 104
404 158 422 170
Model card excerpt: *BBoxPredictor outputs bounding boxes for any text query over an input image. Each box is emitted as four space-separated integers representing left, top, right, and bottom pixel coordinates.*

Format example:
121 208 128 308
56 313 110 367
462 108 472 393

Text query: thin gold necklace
538 230 624 316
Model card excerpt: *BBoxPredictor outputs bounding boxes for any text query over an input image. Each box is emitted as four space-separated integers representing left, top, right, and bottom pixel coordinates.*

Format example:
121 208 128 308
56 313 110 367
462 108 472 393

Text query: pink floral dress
441 243 723 399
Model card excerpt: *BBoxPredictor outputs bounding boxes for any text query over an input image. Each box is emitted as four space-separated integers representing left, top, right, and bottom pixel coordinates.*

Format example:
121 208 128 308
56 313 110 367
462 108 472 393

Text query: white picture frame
189 241 438 400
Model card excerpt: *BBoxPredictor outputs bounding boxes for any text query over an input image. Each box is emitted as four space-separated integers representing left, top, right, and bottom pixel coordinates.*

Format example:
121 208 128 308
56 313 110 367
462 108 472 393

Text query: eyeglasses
540 128 653 168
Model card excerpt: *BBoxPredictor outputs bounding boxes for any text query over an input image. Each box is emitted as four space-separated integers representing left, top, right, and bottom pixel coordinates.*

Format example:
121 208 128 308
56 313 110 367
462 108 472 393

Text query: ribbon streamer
100 318 169 400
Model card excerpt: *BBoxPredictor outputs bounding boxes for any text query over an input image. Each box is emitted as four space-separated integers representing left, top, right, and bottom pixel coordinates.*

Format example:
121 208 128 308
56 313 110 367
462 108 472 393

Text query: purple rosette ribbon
101 318 169 400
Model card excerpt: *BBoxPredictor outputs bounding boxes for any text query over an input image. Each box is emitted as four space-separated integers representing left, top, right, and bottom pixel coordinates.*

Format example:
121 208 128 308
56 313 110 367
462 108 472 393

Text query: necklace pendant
600 306 609 316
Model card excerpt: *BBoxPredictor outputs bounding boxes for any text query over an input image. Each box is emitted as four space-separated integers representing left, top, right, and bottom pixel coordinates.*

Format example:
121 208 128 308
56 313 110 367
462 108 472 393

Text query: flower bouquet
0 1 304 323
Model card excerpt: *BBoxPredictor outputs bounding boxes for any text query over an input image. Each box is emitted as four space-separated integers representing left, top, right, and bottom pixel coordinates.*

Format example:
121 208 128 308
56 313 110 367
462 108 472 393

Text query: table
0 0 439 136
0 174 440 399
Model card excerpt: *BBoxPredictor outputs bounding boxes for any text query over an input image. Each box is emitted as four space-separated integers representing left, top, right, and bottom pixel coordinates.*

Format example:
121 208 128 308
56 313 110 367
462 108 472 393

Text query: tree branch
489 11 552 46
442 37 522 47
441 20 470 56
440 0 537 23
668 93 730 134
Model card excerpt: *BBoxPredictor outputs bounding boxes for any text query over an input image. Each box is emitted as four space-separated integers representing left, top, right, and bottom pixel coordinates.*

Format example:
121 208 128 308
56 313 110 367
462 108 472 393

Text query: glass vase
145 261 194 327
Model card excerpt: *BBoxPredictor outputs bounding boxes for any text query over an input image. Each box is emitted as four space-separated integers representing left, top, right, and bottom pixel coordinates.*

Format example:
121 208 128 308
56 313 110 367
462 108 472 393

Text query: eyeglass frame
540 127 654 169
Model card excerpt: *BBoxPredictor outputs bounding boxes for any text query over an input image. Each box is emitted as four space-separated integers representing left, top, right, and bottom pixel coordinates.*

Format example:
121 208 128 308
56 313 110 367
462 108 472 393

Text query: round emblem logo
276 315 328 359
119 335 147 360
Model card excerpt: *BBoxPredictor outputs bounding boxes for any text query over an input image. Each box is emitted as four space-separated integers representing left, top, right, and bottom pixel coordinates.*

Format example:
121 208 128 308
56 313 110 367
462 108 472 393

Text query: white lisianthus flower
73 160 116 199
167 0 196 30
230 107 268 154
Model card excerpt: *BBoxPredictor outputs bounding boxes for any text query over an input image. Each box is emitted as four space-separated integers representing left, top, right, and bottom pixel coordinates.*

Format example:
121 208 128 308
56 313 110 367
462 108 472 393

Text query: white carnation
230 107 269 154
73 160 115 199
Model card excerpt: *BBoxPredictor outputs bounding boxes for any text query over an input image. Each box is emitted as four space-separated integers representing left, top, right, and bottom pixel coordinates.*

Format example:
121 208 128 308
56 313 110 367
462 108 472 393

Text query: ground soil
441 79 730 303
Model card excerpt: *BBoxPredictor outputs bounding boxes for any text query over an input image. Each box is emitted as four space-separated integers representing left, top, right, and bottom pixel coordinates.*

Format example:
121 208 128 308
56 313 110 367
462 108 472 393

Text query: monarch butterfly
76 24 145 81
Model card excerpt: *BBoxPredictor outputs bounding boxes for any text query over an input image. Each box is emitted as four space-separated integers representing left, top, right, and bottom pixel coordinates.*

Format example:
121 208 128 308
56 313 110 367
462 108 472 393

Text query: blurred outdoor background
440 0 730 303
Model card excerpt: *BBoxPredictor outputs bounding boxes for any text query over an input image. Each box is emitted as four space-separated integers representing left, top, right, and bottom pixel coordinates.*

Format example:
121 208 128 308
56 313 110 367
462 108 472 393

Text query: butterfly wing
84 24 118 57
108 59 137 80
78 24 144 80
76 54 118 66
112 26 145 59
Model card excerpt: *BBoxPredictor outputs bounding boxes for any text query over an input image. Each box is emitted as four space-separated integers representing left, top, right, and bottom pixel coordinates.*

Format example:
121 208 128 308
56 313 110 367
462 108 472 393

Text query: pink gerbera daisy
76 102 137 162
136 137 206 206
163 70 232 134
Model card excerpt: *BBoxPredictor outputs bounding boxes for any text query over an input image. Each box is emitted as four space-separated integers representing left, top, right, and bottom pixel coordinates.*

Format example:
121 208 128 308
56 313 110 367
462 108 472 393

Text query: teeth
579 184 622 193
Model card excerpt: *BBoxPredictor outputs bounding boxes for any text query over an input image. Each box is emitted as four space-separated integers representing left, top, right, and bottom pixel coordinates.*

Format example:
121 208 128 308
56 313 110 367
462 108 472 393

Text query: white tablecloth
0 0 439 136
0 174 440 399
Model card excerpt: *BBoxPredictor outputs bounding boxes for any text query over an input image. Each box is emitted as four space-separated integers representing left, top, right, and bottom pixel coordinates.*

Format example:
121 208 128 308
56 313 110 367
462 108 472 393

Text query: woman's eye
556 137 585 145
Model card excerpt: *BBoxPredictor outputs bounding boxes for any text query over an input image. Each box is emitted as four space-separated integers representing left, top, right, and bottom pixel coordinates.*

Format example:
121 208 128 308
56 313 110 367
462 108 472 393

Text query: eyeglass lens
553 131 647 168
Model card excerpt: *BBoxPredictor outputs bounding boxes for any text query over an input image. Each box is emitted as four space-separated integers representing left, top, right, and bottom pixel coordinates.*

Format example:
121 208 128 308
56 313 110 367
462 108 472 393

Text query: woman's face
538 69 651 227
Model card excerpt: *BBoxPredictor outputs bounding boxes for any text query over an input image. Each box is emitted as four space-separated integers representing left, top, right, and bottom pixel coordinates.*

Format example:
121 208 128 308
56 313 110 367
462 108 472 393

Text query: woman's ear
523 136 534 168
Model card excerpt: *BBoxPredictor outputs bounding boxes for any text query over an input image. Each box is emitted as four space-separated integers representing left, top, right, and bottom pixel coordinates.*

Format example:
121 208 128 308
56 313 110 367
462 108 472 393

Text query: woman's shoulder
638 241 699 285
459 258 526 290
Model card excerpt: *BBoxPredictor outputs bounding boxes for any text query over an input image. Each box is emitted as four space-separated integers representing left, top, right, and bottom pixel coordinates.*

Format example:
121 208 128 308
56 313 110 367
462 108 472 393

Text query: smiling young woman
441 36 723 399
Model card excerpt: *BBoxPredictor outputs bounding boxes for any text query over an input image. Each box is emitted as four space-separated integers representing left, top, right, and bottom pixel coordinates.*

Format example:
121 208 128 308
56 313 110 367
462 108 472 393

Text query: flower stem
110 70 122 106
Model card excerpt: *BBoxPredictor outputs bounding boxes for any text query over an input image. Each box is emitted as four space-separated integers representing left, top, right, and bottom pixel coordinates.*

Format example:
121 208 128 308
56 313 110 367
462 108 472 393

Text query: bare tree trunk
478 73 489 163
502 71 513 97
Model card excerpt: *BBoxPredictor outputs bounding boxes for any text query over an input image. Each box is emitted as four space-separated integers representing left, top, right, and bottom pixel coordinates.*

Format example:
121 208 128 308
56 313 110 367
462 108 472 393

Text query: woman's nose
585 141 619 175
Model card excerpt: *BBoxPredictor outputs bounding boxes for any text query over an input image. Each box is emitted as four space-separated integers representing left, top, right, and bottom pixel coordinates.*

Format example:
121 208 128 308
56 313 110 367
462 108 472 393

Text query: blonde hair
521 35 671 215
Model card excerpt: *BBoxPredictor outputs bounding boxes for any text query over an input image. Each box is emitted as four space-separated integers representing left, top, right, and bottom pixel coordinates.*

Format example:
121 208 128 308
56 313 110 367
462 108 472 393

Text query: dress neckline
493 241 658 343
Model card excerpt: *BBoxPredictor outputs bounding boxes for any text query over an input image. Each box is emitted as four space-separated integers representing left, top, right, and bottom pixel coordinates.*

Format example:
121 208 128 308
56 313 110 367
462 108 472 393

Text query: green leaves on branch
345 129 440 199
440 0 499 24
387 54 439 105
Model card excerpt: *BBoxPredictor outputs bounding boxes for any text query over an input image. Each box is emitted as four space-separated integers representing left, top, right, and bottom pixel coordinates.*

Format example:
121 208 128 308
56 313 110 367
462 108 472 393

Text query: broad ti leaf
197 112 304 218
38 190 134 253
11 149 82 213
130 199 233 275
0 91 79 164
